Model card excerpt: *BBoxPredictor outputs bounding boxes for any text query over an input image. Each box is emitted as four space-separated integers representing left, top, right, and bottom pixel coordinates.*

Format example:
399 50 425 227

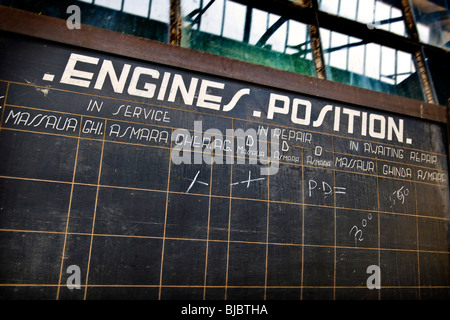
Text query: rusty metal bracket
309 0 326 79
401 0 438 104
170 0 181 46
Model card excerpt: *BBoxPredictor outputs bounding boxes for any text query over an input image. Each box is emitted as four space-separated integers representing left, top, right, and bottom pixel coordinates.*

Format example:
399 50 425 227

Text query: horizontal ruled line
0 283 448 289
0 127 448 188
0 174 448 221
1 103 447 171
0 228 448 254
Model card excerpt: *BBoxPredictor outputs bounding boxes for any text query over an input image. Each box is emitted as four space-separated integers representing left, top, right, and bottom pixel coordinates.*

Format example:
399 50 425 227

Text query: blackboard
0 31 449 300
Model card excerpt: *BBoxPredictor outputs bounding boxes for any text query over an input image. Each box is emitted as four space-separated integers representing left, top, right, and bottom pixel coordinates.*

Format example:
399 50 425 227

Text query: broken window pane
320 28 425 100
410 0 450 50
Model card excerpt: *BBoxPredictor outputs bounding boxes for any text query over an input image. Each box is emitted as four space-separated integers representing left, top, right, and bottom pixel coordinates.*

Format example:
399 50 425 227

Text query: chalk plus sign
185 170 209 193
231 171 265 188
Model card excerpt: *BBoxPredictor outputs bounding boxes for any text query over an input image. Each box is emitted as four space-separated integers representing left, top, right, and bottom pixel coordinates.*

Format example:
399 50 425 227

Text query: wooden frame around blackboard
0 5 449 301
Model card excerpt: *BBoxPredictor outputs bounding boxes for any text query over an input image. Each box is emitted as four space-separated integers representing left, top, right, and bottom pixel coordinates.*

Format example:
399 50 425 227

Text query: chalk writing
4 108 78 132
363 142 404 159
334 156 375 173
409 151 437 165
306 156 332 168
389 186 409 208
231 171 265 188
111 104 170 123
86 99 103 112
416 169 447 183
381 164 412 178
349 212 373 246
82 119 103 135
307 180 346 198
185 170 209 193
108 123 169 144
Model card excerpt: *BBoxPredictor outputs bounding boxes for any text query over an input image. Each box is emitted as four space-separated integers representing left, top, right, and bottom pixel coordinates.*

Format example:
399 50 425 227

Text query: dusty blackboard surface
0 31 448 300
